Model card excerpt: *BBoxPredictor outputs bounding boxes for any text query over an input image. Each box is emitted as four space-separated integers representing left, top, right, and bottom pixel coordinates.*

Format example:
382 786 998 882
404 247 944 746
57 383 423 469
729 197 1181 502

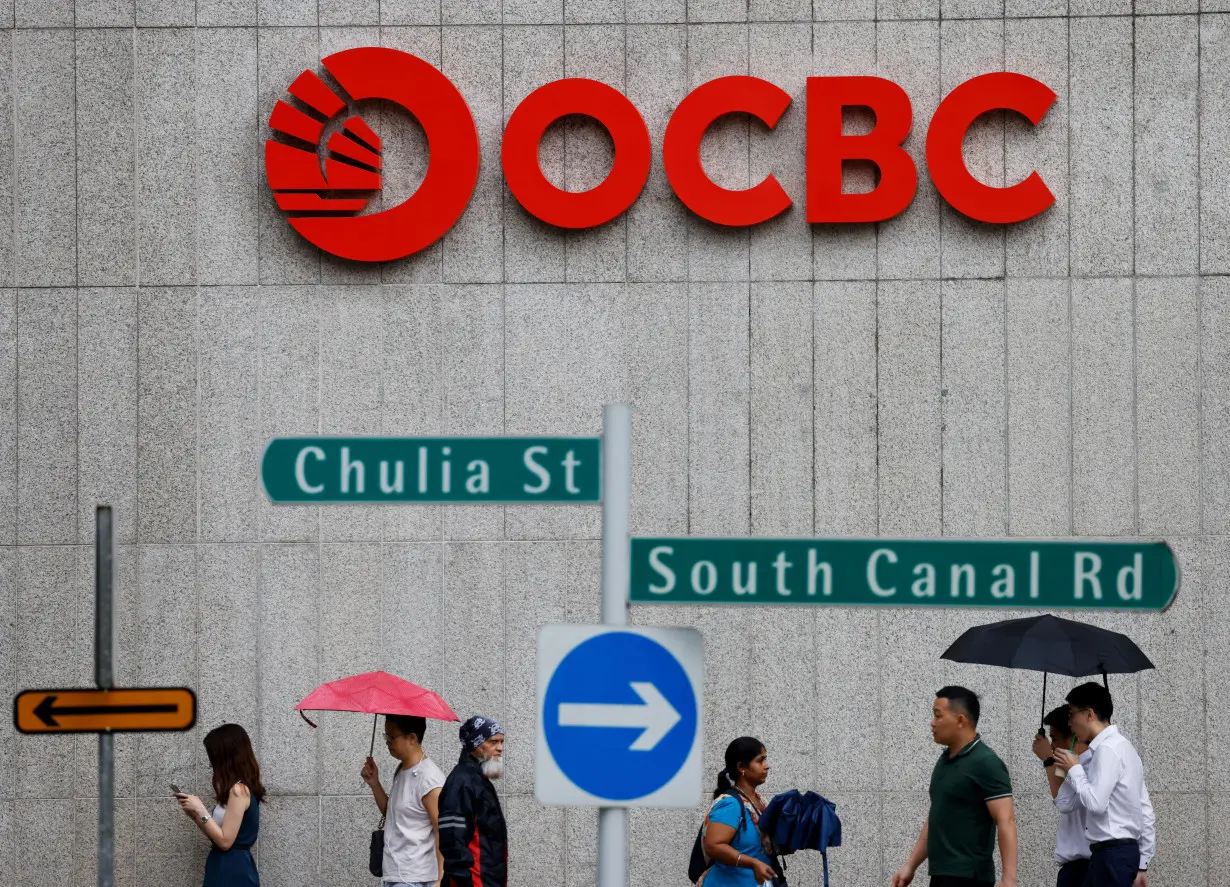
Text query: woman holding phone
175 723 266 886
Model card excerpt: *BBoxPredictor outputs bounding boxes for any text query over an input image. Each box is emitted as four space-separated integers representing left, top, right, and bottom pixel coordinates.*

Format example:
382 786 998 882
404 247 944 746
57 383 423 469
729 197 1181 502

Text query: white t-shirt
383 757 446 884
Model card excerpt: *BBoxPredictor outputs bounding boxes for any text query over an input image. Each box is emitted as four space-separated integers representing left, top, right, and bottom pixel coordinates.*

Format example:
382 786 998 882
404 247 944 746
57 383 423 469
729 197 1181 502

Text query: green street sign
262 437 601 503
630 538 1179 611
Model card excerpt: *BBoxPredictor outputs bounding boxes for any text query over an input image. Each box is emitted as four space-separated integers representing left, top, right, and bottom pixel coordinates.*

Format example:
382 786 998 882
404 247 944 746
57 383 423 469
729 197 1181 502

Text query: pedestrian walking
1031 706 1092 887
174 723 266 887
362 714 446 887
1052 683 1154 887
438 715 508 887
892 686 1018 887
693 736 781 886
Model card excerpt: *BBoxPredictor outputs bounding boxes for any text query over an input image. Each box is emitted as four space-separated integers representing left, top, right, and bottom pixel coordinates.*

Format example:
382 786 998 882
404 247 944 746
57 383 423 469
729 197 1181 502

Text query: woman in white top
362 714 446 887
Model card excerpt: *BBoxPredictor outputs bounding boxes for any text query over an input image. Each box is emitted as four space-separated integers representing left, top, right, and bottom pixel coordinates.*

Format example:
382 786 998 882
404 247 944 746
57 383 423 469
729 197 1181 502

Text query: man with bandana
438 715 508 887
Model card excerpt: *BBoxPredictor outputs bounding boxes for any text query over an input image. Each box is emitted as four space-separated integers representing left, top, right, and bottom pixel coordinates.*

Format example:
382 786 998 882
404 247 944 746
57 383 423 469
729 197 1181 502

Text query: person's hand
1133 871 1148 887
891 865 916 887
361 756 379 788
749 859 776 884
176 793 207 821
1053 748 1081 770
1032 733 1054 762
995 877 1018 887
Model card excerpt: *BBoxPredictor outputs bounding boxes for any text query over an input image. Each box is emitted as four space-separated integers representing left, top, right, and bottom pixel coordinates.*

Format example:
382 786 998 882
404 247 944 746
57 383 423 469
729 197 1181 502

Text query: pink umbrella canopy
296 671 458 729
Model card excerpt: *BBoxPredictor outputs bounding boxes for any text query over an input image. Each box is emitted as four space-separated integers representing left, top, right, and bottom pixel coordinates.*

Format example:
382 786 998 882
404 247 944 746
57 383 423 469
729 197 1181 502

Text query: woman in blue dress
700 737 780 886
176 723 265 886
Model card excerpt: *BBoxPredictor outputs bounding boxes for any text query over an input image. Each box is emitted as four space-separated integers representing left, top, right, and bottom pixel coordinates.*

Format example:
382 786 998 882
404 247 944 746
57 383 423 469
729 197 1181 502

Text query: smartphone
170 783 183 796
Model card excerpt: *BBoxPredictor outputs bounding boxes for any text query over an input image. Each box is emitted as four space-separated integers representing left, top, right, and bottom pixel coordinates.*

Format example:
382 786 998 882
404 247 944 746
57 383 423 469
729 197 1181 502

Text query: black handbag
369 816 385 877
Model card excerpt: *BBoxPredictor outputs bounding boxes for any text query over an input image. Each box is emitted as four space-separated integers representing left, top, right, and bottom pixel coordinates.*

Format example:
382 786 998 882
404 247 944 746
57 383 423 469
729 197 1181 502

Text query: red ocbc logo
265 47 480 262
266 48 1055 263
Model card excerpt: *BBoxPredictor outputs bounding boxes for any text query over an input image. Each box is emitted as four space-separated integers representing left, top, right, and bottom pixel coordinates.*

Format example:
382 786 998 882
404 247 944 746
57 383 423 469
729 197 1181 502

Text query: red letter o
502 78 652 229
663 75 793 227
926 72 1057 224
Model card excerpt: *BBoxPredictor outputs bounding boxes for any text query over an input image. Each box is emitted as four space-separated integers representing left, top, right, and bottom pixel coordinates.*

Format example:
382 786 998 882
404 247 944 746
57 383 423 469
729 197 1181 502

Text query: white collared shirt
1054 749 1092 865
1055 725 1156 869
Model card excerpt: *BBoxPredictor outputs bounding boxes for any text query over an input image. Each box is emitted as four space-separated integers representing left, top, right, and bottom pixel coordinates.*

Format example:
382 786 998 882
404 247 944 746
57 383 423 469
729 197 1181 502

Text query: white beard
480 758 504 780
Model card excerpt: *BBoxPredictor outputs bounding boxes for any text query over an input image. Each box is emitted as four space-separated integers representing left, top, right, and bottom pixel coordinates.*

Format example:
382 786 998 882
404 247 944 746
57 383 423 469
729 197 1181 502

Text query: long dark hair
713 736 764 798
204 723 267 806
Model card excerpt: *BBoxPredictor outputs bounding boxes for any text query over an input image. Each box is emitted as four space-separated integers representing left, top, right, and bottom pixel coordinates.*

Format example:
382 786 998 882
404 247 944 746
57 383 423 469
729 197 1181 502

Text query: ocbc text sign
265 47 1056 262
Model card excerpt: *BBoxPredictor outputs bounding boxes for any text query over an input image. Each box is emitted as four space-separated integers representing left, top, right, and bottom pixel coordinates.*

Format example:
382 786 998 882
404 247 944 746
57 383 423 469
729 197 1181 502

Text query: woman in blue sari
700 737 780 886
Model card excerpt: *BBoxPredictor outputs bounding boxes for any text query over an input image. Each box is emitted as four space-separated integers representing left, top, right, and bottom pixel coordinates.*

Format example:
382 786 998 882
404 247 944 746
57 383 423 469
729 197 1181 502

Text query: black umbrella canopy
941 614 1154 677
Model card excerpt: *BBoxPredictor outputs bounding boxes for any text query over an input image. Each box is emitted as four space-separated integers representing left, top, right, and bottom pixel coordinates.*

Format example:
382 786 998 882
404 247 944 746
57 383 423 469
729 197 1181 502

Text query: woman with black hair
175 723 266 886
699 736 779 886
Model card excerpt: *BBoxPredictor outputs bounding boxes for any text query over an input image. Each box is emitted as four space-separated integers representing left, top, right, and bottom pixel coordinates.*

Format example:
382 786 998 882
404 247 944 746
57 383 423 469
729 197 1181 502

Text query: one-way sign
536 625 702 807
14 688 196 734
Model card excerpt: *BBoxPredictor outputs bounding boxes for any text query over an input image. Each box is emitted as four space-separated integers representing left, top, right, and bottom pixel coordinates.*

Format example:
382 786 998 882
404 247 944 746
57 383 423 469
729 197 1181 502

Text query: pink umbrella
296 671 459 755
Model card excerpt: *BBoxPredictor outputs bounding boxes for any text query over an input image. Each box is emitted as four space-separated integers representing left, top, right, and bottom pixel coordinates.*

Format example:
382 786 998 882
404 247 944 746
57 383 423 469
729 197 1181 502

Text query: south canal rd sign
537 626 703 807
630 539 1179 610
14 688 196 734
262 436 600 503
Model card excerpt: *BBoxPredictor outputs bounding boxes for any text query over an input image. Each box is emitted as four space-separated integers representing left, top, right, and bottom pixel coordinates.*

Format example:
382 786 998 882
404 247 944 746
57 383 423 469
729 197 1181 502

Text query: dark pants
1058 859 1091 887
931 878 993 887
1083 842 1140 887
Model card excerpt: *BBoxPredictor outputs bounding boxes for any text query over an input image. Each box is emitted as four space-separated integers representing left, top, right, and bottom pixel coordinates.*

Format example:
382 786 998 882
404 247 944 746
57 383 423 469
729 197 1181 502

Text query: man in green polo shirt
892 686 1018 887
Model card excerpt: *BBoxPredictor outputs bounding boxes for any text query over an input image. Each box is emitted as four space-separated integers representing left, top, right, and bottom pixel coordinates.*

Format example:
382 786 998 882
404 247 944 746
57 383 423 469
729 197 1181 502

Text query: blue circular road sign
543 631 698 801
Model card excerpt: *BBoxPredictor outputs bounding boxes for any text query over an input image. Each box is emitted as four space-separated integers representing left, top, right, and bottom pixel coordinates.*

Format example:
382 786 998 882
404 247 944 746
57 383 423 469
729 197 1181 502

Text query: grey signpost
96 506 116 887
598 404 631 887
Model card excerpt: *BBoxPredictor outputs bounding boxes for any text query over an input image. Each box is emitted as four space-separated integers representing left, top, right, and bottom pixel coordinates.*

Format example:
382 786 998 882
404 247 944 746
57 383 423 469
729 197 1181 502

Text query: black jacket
438 751 508 887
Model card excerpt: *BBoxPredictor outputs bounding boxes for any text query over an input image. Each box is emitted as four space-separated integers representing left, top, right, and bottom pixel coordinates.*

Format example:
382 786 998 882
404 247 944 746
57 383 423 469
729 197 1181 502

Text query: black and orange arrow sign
14 688 196 734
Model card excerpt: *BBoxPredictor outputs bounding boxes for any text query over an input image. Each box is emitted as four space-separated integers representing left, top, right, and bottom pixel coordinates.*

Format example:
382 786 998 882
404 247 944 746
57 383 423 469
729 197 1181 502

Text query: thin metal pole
1039 671 1048 733
598 404 631 887
370 713 378 758
96 506 115 887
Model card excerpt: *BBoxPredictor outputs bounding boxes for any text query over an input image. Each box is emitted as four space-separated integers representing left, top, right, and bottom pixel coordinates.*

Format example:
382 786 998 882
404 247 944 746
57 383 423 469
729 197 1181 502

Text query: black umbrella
941 614 1154 731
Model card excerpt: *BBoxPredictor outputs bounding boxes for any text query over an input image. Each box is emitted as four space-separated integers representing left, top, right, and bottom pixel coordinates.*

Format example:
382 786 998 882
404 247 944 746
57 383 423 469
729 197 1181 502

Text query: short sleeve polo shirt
927 736 1013 882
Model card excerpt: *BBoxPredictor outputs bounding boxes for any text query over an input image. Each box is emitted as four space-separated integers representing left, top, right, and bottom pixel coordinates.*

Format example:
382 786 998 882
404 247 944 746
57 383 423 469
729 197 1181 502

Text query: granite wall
0 0 1226 885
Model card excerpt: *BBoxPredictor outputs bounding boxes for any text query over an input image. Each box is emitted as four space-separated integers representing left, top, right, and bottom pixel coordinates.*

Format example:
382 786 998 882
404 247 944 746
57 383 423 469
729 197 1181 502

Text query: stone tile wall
0 2 1225 886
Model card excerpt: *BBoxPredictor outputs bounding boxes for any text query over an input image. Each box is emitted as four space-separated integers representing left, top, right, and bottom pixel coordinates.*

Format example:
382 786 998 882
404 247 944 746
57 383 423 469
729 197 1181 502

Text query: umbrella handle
1039 671 1048 733
299 710 318 729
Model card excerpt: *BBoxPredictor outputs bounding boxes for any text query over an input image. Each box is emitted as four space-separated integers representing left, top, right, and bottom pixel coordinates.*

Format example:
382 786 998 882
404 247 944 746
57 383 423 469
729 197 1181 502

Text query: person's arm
891 817 929 887
437 778 477 886
178 784 251 852
987 796 1018 887
423 786 444 885
362 756 389 816
1138 782 1155 870
1056 746 1121 815
1054 772 1079 813
700 799 778 885
1045 766 1066 799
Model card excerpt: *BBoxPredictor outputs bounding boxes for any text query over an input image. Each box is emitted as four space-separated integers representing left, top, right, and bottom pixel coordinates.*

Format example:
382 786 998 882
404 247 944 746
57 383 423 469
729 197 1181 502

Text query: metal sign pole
95 506 115 887
598 404 631 887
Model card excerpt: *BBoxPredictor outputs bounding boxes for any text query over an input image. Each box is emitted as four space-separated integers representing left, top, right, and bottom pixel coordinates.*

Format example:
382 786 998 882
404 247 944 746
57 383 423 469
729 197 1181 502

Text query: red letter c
502 78 651 229
926 72 1057 224
663 76 793 227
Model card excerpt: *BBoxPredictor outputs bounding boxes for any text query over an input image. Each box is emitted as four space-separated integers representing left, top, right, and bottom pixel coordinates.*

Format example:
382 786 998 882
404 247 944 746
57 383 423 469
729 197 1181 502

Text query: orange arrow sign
14 688 196 734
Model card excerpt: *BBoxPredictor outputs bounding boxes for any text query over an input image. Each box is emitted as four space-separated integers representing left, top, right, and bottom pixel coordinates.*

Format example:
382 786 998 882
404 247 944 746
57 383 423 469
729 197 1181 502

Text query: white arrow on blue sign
536 625 704 807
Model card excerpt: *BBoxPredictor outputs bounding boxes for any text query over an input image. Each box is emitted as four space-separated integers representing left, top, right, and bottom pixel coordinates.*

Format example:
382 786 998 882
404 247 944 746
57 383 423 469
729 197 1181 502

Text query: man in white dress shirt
1052 683 1155 887
1032 706 1092 887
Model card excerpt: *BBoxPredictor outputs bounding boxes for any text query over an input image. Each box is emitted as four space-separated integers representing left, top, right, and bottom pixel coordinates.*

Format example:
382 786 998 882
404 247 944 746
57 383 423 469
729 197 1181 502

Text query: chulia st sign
630 538 1178 610
262 437 601 503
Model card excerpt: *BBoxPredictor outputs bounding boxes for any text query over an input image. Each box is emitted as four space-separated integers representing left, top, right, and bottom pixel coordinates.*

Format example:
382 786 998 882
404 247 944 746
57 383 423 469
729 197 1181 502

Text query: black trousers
1058 859 1091 887
931 878 993 887
1083 843 1140 887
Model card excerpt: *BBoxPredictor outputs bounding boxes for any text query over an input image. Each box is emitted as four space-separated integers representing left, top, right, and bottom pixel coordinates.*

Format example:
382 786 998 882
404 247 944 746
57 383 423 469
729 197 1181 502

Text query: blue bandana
459 715 504 750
